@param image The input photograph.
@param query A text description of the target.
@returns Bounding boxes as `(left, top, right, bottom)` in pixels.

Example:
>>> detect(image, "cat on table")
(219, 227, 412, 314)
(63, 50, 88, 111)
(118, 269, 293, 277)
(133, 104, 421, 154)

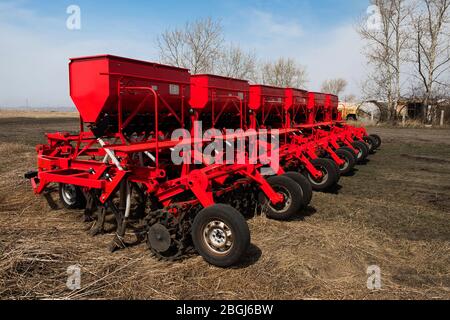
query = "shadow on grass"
(357, 158, 371, 166)
(288, 206, 317, 222)
(342, 168, 359, 177)
(233, 243, 262, 269)
(325, 184, 343, 195)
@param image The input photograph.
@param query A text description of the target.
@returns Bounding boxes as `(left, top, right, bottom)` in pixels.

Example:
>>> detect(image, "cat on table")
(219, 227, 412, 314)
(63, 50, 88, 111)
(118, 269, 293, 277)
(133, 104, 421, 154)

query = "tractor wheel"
(192, 204, 250, 268)
(59, 183, 86, 209)
(352, 141, 369, 163)
(363, 136, 377, 154)
(329, 157, 341, 180)
(335, 149, 356, 176)
(259, 176, 303, 221)
(283, 172, 313, 207)
(340, 147, 358, 162)
(303, 158, 339, 191)
(370, 134, 382, 149)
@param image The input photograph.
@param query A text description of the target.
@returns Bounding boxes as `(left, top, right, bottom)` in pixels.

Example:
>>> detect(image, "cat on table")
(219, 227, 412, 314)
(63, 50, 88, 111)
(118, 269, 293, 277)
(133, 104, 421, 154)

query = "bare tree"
(214, 44, 257, 80)
(321, 78, 348, 95)
(260, 58, 308, 88)
(358, 0, 412, 122)
(411, 0, 450, 122)
(343, 94, 358, 102)
(157, 17, 223, 74)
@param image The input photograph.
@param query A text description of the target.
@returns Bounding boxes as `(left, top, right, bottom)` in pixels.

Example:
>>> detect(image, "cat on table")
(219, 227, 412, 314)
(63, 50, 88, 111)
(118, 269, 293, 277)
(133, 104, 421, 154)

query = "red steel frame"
(30, 55, 375, 219)
(189, 75, 290, 205)
(284, 89, 347, 168)
(328, 95, 370, 142)
(248, 85, 326, 180)
(313, 94, 369, 153)
(31, 58, 291, 218)
(290, 92, 361, 155)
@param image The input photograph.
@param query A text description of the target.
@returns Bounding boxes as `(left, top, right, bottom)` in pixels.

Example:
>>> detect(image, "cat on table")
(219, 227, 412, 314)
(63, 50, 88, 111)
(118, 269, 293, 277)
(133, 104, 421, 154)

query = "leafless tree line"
(157, 17, 308, 89)
(321, 79, 349, 96)
(358, 0, 450, 123)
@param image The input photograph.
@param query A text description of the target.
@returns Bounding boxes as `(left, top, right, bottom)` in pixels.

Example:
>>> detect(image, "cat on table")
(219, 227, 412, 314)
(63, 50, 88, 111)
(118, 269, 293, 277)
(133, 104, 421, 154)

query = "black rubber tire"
(58, 183, 86, 209)
(352, 141, 369, 163)
(340, 147, 358, 162)
(330, 158, 341, 181)
(335, 149, 356, 176)
(283, 172, 313, 207)
(363, 136, 377, 154)
(192, 204, 250, 268)
(370, 134, 382, 149)
(259, 176, 303, 221)
(303, 158, 339, 191)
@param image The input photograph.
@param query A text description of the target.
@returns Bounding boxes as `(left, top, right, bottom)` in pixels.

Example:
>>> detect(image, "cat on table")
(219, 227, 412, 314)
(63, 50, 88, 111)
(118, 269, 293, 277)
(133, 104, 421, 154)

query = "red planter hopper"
(285, 88, 308, 126)
(306, 92, 327, 124)
(190, 74, 249, 129)
(323, 94, 339, 122)
(328, 94, 340, 121)
(249, 85, 286, 128)
(69, 55, 190, 128)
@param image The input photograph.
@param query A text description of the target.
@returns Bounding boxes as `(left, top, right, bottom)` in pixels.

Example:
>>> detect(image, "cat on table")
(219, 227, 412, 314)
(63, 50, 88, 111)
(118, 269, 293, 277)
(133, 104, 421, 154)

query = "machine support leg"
(83, 192, 96, 222)
(109, 182, 127, 252)
(89, 207, 107, 236)
(326, 147, 345, 167)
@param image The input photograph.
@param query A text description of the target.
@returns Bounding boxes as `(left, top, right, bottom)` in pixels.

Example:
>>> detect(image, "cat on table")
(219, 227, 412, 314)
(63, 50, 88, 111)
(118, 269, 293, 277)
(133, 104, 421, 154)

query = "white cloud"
(232, 10, 365, 96)
(300, 24, 366, 95)
(0, 0, 39, 22)
(250, 10, 304, 38)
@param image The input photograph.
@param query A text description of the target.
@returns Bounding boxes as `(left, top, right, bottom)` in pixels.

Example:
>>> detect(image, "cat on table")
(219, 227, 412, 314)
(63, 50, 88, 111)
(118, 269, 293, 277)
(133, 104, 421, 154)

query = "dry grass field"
(0, 109, 78, 119)
(0, 114, 449, 300)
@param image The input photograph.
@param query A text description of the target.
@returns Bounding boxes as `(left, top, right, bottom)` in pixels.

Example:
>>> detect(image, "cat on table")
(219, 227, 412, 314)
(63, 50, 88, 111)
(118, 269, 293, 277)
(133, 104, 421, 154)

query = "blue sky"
(0, 0, 371, 108)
